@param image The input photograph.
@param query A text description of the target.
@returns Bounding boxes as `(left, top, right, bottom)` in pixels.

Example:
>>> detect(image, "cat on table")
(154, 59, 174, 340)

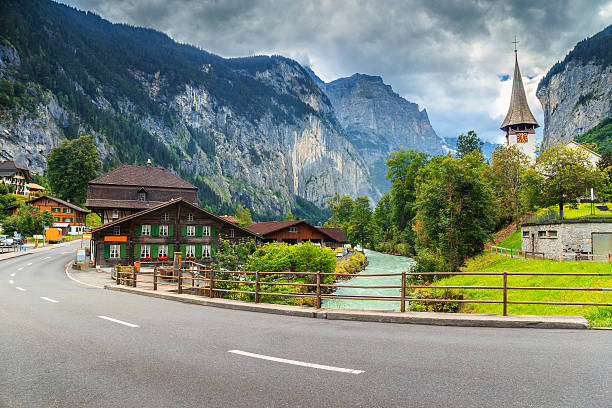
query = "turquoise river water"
(322, 249, 415, 311)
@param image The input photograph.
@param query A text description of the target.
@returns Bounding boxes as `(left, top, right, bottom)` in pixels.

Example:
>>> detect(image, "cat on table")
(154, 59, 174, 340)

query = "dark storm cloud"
(60, 0, 612, 142)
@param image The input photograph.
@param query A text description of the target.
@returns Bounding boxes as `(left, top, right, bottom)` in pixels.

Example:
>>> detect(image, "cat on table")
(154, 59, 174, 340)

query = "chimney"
(146, 159, 152, 167)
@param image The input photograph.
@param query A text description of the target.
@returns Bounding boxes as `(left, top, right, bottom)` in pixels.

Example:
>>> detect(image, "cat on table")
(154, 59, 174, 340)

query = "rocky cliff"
(536, 25, 612, 146)
(308, 69, 444, 189)
(0, 0, 382, 223)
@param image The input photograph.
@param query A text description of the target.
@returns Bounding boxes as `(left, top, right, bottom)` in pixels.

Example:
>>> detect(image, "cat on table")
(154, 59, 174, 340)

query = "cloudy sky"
(62, 0, 611, 144)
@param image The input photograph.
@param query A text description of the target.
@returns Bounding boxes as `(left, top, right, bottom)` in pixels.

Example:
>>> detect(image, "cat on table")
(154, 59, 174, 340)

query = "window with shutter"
(104, 245, 110, 259)
(120, 244, 126, 258)
(195, 244, 203, 258)
(152, 225, 159, 236)
(196, 225, 203, 237)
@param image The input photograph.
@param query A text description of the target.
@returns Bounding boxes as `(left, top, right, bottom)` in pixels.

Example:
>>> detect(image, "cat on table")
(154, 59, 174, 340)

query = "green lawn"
(530, 202, 612, 222)
(432, 253, 612, 327)
(498, 229, 521, 250)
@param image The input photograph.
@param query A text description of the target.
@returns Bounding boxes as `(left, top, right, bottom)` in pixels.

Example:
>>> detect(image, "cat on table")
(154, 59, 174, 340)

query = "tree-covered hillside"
(575, 115, 612, 152)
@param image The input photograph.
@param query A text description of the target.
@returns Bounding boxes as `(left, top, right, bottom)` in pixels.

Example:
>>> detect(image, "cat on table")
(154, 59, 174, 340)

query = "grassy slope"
(498, 229, 521, 250)
(433, 253, 612, 326)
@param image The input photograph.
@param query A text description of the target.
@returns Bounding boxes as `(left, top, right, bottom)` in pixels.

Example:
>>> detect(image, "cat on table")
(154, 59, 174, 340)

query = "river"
(322, 249, 415, 311)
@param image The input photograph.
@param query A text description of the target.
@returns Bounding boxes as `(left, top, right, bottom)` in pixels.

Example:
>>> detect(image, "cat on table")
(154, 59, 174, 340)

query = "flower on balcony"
(157, 256, 168, 261)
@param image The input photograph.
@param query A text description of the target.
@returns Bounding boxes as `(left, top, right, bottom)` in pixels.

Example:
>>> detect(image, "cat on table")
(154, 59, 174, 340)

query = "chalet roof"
(88, 165, 197, 190)
(27, 183, 45, 191)
(6, 195, 90, 214)
(246, 220, 346, 243)
(91, 198, 260, 239)
(315, 227, 348, 243)
(85, 198, 167, 210)
(500, 53, 539, 130)
(0, 160, 31, 180)
(567, 140, 602, 159)
(221, 215, 238, 224)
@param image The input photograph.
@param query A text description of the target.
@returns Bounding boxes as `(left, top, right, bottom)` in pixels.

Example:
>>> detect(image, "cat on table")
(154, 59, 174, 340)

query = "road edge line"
(65, 261, 104, 289)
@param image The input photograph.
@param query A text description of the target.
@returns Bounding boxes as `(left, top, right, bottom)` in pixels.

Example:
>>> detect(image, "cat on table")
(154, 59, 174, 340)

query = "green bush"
(408, 288, 463, 313)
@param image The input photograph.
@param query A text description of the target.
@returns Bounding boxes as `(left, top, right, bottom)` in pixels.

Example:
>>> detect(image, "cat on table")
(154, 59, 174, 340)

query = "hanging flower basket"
(157, 256, 168, 261)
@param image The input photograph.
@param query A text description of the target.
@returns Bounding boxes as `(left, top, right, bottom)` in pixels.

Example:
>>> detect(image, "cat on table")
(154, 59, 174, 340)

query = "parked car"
(14, 237, 25, 245)
(1, 238, 15, 246)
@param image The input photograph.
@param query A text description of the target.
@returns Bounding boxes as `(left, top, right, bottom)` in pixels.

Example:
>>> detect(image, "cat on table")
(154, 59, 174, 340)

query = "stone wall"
(521, 220, 612, 259)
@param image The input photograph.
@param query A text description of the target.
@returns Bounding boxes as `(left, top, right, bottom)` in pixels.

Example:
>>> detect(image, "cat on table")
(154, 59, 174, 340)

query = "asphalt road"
(1, 243, 610, 408)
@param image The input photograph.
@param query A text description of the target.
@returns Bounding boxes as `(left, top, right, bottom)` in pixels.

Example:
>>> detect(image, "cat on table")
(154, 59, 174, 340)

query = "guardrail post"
(178, 271, 182, 294)
(608, 253, 611, 263)
(153, 267, 158, 291)
(503, 271, 507, 316)
(254, 271, 260, 304)
(400, 271, 406, 313)
(316, 271, 321, 309)
(209, 271, 215, 298)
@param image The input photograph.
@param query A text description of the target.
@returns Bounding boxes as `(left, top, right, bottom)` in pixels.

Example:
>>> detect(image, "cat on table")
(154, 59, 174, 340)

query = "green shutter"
(168, 245, 174, 258)
(182, 225, 187, 237)
(196, 244, 203, 258)
(120, 244, 126, 258)
(136, 225, 141, 236)
(212, 226, 215, 237)
(169, 225, 174, 236)
(152, 244, 159, 258)
(104, 244, 110, 259)
(212, 244, 216, 258)
(151, 224, 159, 236)
(181, 245, 186, 257)
(135, 244, 141, 259)
(196, 225, 203, 237)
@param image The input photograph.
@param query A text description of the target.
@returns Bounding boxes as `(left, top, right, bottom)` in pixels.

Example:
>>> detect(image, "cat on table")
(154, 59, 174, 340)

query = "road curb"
(104, 284, 590, 330)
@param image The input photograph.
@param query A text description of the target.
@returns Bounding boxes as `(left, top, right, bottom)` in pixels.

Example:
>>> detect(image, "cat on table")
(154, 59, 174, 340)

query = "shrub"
(408, 288, 464, 313)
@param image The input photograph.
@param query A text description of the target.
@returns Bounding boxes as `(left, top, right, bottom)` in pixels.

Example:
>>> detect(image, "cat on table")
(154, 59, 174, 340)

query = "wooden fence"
(114, 263, 612, 316)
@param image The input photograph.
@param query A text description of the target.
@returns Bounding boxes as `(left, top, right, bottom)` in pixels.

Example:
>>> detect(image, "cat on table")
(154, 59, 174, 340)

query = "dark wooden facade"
(7, 195, 89, 234)
(245, 221, 347, 248)
(91, 199, 260, 267)
(86, 165, 199, 224)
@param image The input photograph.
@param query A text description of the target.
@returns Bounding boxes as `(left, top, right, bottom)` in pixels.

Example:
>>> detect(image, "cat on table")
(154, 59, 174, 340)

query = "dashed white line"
(227, 350, 364, 374)
(26, 263, 32, 266)
(42, 256, 51, 260)
(16, 287, 25, 291)
(10, 272, 15, 277)
(40, 297, 59, 303)
(9, 280, 14, 284)
(97, 315, 139, 328)
(17, 267, 23, 271)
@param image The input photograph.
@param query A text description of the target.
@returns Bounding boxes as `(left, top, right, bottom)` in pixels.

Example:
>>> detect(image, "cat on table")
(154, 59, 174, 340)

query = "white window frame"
(162, 212, 169, 221)
(141, 224, 151, 236)
(113, 225, 121, 236)
(110, 244, 121, 259)
(187, 226, 196, 237)
(288, 227, 298, 233)
(138, 192, 146, 202)
(112, 209, 119, 219)
(202, 245, 212, 258)
(158, 245, 168, 257)
(229, 229, 235, 238)
(159, 225, 168, 236)
(187, 213, 194, 222)
(203, 225, 211, 237)
(186, 245, 196, 258)
(140, 244, 151, 258)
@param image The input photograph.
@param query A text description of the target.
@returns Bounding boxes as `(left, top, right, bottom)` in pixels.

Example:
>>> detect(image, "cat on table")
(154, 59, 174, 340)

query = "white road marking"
(42, 256, 51, 260)
(227, 350, 364, 374)
(10, 273, 15, 277)
(65, 264, 103, 289)
(26, 263, 32, 266)
(97, 316, 139, 328)
(40, 297, 59, 303)
(62, 252, 72, 254)
(17, 267, 23, 271)
(9, 280, 14, 284)
(16, 287, 25, 291)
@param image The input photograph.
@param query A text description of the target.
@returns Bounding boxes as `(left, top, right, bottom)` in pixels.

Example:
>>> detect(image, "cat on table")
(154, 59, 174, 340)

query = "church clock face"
(516, 132, 528, 143)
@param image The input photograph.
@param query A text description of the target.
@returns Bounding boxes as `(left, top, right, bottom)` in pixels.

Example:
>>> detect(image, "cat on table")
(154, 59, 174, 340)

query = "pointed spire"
(500, 51, 539, 131)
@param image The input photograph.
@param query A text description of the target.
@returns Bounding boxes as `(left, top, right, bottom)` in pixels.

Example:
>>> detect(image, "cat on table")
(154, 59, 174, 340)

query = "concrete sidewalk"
(0, 240, 79, 262)
(103, 282, 590, 330)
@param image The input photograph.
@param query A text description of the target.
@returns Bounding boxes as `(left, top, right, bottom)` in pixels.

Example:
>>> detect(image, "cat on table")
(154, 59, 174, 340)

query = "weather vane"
(513, 36, 519, 53)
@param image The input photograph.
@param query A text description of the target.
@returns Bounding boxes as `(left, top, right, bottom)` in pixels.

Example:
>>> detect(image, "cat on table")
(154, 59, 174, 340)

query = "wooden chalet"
(7, 195, 90, 234)
(91, 198, 260, 267)
(0, 160, 31, 196)
(86, 163, 198, 224)
(245, 220, 348, 248)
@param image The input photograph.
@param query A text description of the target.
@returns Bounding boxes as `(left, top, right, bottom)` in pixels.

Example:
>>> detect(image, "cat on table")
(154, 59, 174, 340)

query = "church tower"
(500, 42, 539, 162)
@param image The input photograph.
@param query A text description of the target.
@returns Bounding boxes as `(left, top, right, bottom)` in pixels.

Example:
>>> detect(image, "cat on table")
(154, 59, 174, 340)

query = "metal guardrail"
(491, 246, 612, 262)
(113, 263, 612, 316)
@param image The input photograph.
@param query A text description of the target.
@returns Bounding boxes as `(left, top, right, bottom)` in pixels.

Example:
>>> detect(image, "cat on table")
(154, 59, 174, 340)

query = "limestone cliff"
(536, 25, 612, 146)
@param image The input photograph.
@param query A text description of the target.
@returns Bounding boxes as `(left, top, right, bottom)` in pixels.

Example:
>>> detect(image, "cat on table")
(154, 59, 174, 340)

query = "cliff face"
(536, 25, 612, 146)
(0, 0, 380, 223)
(310, 71, 444, 189)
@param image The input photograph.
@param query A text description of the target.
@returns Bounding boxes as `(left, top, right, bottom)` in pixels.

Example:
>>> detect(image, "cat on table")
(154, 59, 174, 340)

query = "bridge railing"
(113, 265, 612, 316)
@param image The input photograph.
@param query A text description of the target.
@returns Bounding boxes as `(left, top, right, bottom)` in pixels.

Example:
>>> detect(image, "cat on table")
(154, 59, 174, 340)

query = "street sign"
(82, 233, 92, 240)
(76, 248, 86, 264)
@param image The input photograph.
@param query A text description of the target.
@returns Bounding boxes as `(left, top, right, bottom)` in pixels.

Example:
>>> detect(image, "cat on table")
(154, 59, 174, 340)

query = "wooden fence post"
(153, 267, 158, 291)
(132, 267, 137, 288)
(209, 271, 215, 298)
(254, 271, 260, 304)
(316, 271, 322, 309)
(503, 271, 508, 316)
(608, 253, 611, 263)
(400, 271, 406, 313)
(178, 270, 182, 294)
(116, 267, 120, 285)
